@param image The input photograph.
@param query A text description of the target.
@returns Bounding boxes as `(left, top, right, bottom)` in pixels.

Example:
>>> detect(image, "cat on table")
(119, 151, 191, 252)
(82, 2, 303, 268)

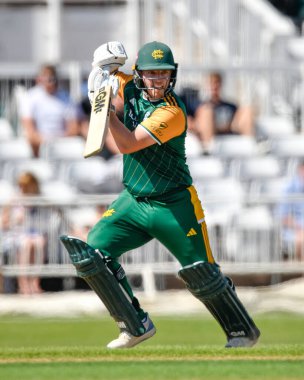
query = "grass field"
(0, 313, 303, 379)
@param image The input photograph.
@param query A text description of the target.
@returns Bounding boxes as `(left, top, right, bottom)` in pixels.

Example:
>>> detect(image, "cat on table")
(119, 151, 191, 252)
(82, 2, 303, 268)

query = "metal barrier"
(1, 194, 303, 295)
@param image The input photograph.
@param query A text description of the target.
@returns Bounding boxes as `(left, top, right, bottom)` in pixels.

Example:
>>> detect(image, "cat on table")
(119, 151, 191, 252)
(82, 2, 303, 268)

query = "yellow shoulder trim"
(140, 105, 186, 144)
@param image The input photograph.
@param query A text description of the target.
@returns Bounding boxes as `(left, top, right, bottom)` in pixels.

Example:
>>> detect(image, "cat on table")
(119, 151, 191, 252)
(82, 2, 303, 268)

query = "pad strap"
(178, 262, 260, 341)
(60, 235, 145, 337)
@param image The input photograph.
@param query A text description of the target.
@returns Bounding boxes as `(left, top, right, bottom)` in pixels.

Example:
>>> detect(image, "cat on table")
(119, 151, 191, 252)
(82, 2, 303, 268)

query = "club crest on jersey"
(152, 49, 164, 60)
(102, 208, 116, 218)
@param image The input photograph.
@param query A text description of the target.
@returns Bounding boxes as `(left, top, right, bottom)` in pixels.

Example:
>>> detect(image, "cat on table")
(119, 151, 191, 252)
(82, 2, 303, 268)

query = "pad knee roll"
(60, 235, 145, 336)
(178, 262, 260, 341)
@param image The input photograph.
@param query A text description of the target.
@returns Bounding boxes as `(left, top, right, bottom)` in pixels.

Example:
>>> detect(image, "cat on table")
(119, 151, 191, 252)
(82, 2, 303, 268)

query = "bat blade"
(83, 85, 112, 158)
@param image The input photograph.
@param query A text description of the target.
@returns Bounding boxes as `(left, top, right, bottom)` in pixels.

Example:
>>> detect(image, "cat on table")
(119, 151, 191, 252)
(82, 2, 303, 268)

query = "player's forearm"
(109, 112, 155, 154)
(105, 129, 120, 154)
(109, 112, 134, 153)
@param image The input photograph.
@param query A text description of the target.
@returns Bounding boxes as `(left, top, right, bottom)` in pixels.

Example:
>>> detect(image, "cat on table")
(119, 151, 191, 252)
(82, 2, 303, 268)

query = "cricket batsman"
(60, 41, 260, 349)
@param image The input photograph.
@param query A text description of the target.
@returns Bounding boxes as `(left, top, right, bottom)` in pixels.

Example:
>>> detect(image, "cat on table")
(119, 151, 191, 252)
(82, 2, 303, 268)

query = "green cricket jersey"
(116, 72, 192, 197)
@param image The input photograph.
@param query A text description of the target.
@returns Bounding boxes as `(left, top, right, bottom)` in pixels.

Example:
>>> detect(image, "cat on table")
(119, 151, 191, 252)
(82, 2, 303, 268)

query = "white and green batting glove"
(92, 41, 127, 73)
(88, 67, 119, 104)
(107, 74, 119, 98)
(87, 66, 109, 104)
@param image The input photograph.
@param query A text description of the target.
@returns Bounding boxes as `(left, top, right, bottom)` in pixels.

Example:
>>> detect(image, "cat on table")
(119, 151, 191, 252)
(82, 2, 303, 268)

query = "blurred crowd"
(0, 63, 304, 295)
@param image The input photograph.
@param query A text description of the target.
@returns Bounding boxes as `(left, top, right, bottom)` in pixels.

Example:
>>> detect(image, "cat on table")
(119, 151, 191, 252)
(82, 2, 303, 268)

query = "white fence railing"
(1, 194, 303, 295)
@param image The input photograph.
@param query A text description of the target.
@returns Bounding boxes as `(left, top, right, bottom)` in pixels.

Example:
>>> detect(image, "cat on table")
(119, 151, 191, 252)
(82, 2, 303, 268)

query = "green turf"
(0, 360, 303, 380)
(0, 313, 303, 379)
(0, 313, 303, 347)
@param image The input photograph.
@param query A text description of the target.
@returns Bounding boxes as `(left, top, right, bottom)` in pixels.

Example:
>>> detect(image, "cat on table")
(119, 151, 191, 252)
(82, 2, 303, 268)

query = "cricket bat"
(83, 84, 112, 158)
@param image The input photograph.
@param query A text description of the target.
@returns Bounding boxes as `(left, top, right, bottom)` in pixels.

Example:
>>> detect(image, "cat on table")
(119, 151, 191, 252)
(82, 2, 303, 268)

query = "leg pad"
(178, 262, 260, 341)
(60, 235, 145, 336)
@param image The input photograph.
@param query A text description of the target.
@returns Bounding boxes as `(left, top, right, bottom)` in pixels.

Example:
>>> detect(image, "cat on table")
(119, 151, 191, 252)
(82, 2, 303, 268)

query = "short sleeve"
(140, 106, 186, 144)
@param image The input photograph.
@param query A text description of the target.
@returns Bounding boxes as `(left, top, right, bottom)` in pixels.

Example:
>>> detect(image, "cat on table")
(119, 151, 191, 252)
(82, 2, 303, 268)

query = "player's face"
(141, 70, 172, 100)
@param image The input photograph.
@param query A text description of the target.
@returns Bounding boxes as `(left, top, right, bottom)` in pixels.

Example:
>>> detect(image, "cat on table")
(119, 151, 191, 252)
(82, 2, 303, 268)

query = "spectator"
(1, 172, 46, 294)
(20, 64, 79, 157)
(195, 72, 255, 150)
(178, 86, 208, 156)
(179, 87, 203, 135)
(278, 160, 304, 261)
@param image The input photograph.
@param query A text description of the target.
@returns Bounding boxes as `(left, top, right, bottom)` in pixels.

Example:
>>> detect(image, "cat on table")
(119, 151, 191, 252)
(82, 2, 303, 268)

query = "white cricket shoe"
(107, 315, 156, 349)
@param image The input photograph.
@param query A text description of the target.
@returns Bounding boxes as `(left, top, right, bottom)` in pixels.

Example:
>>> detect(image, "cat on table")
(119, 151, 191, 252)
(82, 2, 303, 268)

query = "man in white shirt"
(21, 64, 79, 157)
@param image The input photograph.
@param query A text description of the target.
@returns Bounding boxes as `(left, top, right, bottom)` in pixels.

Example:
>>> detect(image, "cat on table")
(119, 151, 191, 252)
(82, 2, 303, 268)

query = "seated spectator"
(20, 64, 79, 157)
(1, 172, 46, 294)
(179, 87, 203, 135)
(178, 87, 206, 156)
(195, 72, 255, 150)
(278, 160, 304, 261)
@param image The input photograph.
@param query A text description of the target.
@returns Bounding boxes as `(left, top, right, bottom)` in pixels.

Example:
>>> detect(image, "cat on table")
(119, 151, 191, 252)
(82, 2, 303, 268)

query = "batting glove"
(92, 41, 127, 72)
(88, 66, 108, 104)
(107, 75, 119, 99)
(87, 67, 119, 104)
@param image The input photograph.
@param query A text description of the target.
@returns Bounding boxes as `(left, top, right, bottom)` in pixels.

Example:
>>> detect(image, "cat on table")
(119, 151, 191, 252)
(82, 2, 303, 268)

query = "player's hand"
(107, 75, 119, 98)
(88, 67, 119, 104)
(96, 73, 119, 99)
(88, 67, 108, 104)
(92, 41, 127, 73)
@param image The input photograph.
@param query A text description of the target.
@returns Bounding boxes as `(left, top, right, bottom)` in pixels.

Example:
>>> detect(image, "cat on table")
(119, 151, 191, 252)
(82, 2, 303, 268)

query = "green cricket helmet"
(133, 41, 178, 95)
